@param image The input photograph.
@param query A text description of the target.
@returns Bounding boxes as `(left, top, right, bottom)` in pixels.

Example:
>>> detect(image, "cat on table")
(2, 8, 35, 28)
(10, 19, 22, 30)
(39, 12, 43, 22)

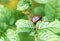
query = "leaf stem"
(34, 28, 38, 41)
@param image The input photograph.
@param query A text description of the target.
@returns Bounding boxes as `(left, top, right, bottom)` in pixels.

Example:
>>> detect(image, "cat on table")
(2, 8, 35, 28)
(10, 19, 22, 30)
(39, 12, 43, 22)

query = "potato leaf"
(0, 5, 15, 25)
(17, 0, 32, 11)
(37, 29, 60, 41)
(45, 0, 60, 21)
(15, 19, 34, 32)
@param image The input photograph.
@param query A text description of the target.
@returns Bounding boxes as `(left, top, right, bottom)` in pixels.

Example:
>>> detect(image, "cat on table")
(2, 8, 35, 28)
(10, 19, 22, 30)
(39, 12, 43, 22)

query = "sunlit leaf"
(37, 29, 60, 41)
(0, 5, 15, 25)
(6, 29, 20, 41)
(17, 0, 32, 11)
(15, 19, 34, 32)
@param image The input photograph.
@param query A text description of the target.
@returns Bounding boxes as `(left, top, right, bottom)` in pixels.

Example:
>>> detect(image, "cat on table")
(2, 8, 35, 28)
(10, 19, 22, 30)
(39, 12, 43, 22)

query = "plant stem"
(34, 28, 38, 41)
(35, 35, 38, 41)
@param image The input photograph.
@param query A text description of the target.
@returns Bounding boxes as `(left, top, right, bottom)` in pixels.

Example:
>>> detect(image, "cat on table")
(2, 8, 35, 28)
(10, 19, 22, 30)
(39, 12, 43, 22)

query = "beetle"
(32, 15, 42, 24)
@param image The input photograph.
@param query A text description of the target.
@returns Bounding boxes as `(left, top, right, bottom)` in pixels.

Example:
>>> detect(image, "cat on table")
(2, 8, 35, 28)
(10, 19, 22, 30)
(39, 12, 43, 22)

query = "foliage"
(0, 5, 15, 25)
(0, 0, 60, 41)
(15, 19, 34, 32)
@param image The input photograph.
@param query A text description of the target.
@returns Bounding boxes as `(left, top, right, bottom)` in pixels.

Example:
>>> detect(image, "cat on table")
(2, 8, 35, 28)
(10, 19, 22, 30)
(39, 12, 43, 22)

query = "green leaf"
(17, 0, 32, 11)
(6, 29, 20, 41)
(36, 19, 60, 29)
(0, 37, 5, 41)
(15, 19, 34, 32)
(45, 0, 60, 21)
(0, 22, 8, 32)
(37, 29, 60, 41)
(36, 19, 60, 34)
(0, 5, 15, 25)
(0, 33, 9, 41)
